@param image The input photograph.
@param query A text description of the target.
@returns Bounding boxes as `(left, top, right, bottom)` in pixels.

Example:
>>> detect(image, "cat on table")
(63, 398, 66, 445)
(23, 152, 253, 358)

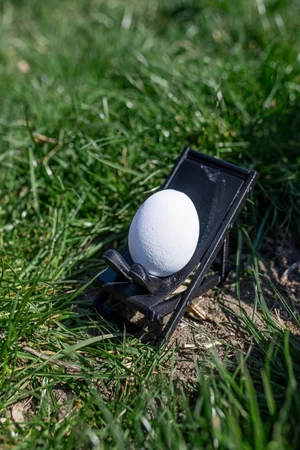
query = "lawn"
(0, 0, 300, 448)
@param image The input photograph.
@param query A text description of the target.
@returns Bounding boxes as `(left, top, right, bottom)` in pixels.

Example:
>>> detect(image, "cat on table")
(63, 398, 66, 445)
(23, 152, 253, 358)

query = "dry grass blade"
(20, 346, 82, 373)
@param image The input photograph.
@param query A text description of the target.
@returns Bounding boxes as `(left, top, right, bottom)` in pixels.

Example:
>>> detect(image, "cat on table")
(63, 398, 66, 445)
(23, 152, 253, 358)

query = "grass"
(0, 0, 300, 448)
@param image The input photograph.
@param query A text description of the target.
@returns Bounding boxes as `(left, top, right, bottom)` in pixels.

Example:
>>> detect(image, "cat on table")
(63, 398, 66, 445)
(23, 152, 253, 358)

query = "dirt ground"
(165, 233, 300, 381)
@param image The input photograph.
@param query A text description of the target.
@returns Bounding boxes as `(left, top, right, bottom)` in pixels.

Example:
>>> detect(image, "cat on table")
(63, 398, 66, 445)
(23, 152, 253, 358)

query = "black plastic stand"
(93, 147, 258, 347)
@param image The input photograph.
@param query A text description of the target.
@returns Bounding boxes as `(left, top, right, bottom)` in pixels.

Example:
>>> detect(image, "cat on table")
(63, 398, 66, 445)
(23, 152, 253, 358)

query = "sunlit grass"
(0, 0, 299, 448)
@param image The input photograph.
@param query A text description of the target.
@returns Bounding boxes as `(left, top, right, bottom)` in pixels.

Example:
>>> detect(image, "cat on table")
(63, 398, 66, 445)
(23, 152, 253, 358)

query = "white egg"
(128, 189, 200, 277)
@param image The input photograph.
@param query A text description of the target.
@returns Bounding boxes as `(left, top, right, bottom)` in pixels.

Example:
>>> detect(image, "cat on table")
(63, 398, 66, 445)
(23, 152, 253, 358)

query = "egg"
(128, 189, 200, 277)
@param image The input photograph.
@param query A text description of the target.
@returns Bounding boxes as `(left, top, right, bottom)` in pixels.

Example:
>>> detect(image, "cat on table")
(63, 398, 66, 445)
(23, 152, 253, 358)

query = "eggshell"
(128, 189, 200, 277)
